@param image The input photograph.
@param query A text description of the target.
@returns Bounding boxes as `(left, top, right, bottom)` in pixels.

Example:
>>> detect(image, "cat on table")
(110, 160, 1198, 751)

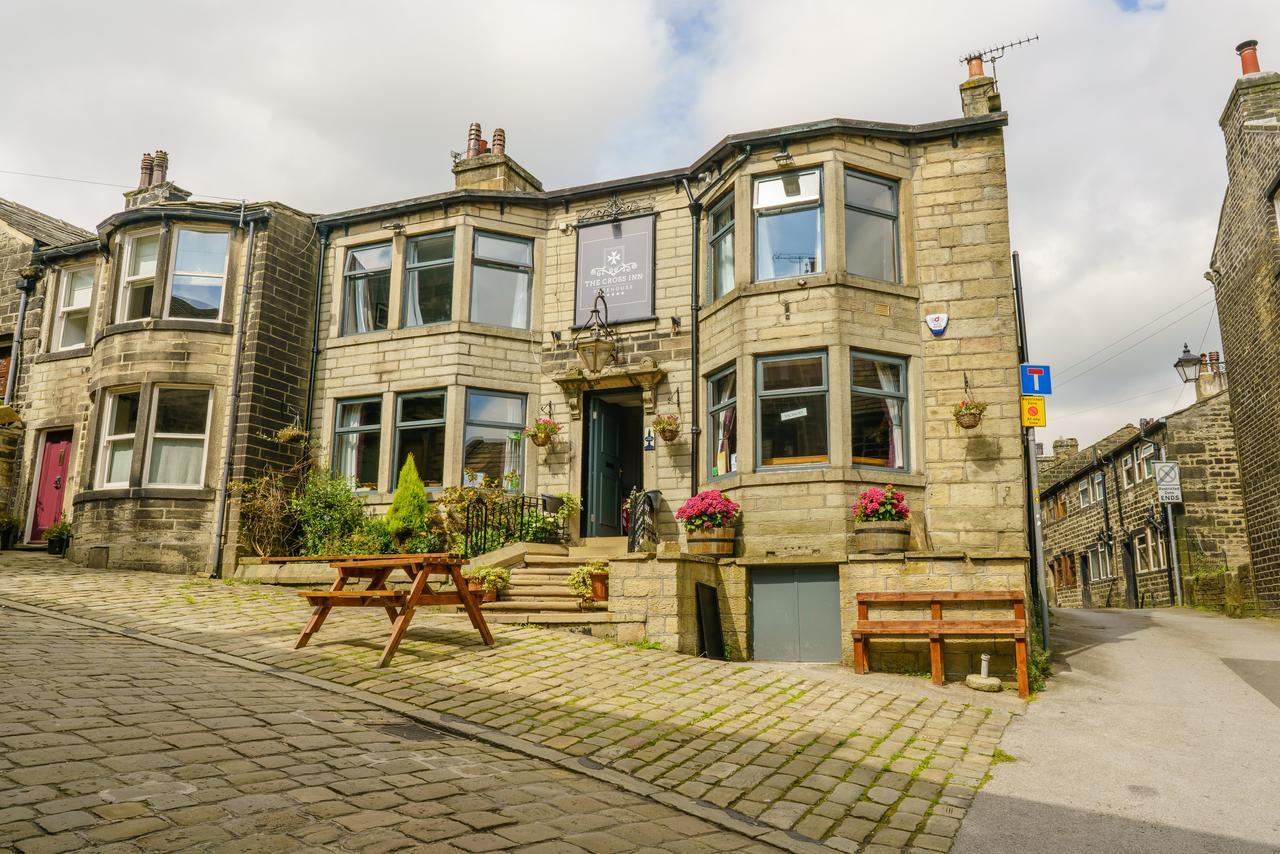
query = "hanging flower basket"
(523, 417, 561, 447)
(653, 413, 680, 442)
(952, 400, 987, 430)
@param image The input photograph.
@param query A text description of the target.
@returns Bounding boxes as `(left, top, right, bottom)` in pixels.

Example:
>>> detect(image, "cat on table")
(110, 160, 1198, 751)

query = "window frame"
(402, 230, 455, 328)
(393, 389, 447, 490)
(1121, 455, 1134, 489)
(843, 169, 901, 283)
(1136, 444, 1156, 481)
(706, 363, 737, 479)
(117, 229, 161, 323)
(462, 388, 526, 490)
(707, 193, 735, 301)
(752, 168, 824, 282)
(849, 350, 909, 472)
(1092, 471, 1105, 502)
(162, 226, 231, 322)
(1078, 479, 1090, 508)
(97, 387, 142, 488)
(340, 241, 393, 337)
(52, 264, 95, 351)
(142, 385, 213, 489)
(331, 396, 384, 490)
(754, 350, 830, 469)
(469, 231, 534, 330)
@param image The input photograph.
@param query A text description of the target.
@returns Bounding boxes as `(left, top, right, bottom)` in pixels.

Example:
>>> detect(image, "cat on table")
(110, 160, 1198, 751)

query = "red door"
(31, 430, 72, 541)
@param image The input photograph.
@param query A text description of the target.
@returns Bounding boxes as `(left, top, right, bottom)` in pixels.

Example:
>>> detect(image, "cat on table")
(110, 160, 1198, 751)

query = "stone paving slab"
(0, 555, 1016, 852)
(1, 608, 777, 853)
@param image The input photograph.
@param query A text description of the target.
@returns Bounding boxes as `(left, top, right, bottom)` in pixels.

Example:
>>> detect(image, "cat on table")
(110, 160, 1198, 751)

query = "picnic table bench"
(852, 590, 1029, 698)
(295, 554, 493, 667)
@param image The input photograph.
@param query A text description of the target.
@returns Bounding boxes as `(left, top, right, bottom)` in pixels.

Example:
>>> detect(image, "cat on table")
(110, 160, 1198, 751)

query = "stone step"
(569, 537, 628, 556)
(503, 585, 578, 598)
(484, 611, 617, 625)
(481, 600, 587, 613)
(521, 555, 599, 568)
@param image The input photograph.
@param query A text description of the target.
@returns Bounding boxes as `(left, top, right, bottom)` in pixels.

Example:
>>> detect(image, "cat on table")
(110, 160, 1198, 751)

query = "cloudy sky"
(1, 0, 1273, 446)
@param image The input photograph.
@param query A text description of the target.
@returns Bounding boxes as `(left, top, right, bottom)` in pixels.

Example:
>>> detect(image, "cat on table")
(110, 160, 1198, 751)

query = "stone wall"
(607, 551, 729, 655)
(0, 223, 33, 518)
(1211, 68, 1280, 614)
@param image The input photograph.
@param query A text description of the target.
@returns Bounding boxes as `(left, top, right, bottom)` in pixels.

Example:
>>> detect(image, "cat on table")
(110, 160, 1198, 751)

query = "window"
(470, 233, 533, 329)
(757, 352, 828, 467)
(1092, 472, 1105, 502)
(119, 232, 159, 321)
(395, 391, 446, 489)
(1136, 444, 1156, 481)
(166, 229, 229, 320)
(844, 171, 899, 282)
(341, 243, 392, 336)
(145, 387, 211, 487)
(1078, 479, 1090, 508)
(53, 266, 93, 350)
(98, 390, 141, 487)
(333, 398, 382, 489)
(850, 352, 907, 470)
(1134, 530, 1151, 573)
(754, 170, 822, 281)
(1052, 493, 1067, 521)
(1121, 455, 1134, 488)
(403, 232, 453, 327)
(464, 390, 524, 488)
(708, 366, 737, 477)
(708, 195, 735, 300)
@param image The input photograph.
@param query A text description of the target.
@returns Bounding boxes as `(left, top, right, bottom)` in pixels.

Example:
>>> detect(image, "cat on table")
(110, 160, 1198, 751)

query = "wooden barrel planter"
(853, 520, 910, 554)
(687, 526, 736, 556)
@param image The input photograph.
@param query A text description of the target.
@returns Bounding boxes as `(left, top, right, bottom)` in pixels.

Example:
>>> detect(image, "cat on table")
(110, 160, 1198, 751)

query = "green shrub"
(385, 456, 431, 543)
(292, 470, 367, 556)
(461, 564, 511, 592)
(342, 517, 394, 555)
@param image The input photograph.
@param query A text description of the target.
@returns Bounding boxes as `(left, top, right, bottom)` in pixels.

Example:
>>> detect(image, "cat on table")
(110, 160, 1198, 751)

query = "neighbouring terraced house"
(3, 59, 1032, 669)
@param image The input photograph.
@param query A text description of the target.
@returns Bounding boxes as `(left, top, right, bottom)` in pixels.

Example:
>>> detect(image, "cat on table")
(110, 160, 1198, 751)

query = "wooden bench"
(295, 554, 494, 667)
(852, 590, 1029, 698)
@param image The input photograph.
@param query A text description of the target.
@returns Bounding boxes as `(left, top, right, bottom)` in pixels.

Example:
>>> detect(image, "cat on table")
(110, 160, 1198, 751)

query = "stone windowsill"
(706, 468, 927, 490)
(700, 272, 921, 322)
(33, 347, 92, 364)
(74, 486, 217, 504)
(325, 321, 540, 350)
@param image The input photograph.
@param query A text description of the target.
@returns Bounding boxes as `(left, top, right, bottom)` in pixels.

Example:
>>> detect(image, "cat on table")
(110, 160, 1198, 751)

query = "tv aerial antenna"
(960, 34, 1039, 82)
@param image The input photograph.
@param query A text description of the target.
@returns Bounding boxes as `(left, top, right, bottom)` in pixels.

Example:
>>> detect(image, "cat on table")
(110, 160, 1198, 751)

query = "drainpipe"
(210, 219, 259, 579)
(6, 245, 41, 407)
(304, 225, 330, 433)
(681, 179, 702, 498)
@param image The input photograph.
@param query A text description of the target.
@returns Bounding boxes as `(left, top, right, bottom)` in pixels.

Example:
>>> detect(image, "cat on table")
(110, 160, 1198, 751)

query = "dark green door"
(751, 566, 841, 661)
(587, 397, 624, 537)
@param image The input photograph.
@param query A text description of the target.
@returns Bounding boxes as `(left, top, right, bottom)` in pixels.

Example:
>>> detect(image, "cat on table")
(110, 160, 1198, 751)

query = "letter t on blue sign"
(1020, 364, 1053, 395)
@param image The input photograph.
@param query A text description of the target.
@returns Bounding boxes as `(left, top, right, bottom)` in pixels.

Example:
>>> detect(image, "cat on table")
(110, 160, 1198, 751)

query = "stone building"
(14, 153, 317, 571)
(1038, 378, 1252, 613)
(1209, 40, 1280, 615)
(8, 60, 1031, 669)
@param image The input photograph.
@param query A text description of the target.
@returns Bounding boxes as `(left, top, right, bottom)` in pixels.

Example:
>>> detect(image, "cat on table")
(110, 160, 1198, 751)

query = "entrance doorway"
(750, 565, 842, 661)
(30, 430, 73, 542)
(582, 390, 644, 538)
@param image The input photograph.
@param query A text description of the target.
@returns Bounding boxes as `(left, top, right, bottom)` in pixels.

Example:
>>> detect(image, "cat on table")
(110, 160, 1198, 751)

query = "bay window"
(463, 390, 524, 488)
(754, 170, 822, 281)
(395, 391, 446, 489)
(119, 232, 159, 322)
(708, 366, 737, 477)
(341, 243, 392, 336)
(403, 232, 453, 327)
(99, 390, 141, 487)
(844, 170, 899, 282)
(850, 352, 907, 470)
(166, 229, 229, 320)
(708, 195, 735, 300)
(333, 397, 382, 489)
(756, 352, 828, 467)
(470, 233, 533, 329)
(145, 387, 212, 487)
(53, 266, 94, 350)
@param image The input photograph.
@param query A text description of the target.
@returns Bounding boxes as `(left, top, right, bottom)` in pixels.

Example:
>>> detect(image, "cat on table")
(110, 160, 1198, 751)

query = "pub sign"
(575, 215, 655, 326)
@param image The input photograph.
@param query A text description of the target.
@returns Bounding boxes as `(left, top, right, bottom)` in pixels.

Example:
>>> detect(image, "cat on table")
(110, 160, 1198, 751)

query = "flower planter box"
(853, 520, 910, 554)
(466, 582, 499, 604)
(687, 526, 736, 556)
(589, 571, 609, 601)
(46, 536, 69, 557)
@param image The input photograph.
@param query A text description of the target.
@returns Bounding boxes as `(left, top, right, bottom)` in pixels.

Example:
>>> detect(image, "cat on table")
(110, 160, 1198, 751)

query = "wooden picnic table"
(294, 554, 494, 667)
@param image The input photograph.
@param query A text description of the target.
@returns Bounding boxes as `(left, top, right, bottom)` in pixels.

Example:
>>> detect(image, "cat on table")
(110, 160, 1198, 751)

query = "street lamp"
(1174, 343, 1200, 384)
(572, 289, 618, 373)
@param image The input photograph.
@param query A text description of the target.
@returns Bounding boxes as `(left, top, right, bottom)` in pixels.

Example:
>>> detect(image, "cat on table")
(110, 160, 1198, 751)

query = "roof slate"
(0, 197, 94, 247)
(1039, 425, 1141, 493)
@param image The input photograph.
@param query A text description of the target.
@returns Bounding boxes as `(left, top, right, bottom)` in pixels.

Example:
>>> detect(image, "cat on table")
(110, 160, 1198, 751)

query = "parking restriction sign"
(1155, 461, 1182, 503)
(1020, 395, 1046, 427)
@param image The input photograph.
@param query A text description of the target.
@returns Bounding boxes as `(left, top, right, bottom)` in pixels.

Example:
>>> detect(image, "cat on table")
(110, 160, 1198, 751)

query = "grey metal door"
(751, 566, 841, 662)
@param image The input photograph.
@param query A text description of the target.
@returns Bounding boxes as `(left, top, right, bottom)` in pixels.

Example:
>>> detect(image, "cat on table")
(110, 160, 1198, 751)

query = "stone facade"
(1039, 390, 1252, 613)
(1209, 46, 1280, 614)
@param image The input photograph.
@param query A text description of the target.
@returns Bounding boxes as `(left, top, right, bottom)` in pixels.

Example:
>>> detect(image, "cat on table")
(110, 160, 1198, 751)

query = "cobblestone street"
(0, 555, 1016, 852)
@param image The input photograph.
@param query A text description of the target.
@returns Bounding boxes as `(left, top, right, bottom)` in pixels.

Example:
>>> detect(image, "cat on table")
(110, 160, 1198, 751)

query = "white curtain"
(403, 272, 423, 327)
(335, 434, 358, 481)
(149, 438, 203, 485)
(510, 273, 530, 328)
(874, 362, 904, 469)
(345, 278, 374, 333)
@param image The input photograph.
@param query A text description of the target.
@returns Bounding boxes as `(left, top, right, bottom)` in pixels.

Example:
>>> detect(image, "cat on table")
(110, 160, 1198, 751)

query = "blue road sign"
(1020, 364, 1053, 395)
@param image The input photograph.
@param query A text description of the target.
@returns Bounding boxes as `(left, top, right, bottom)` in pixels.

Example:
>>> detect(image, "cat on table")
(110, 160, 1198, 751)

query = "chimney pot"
(152, 150, 169, 185)
(466, 122, 482, 159)
(138, 153, 154, 189)
(492, 127, 506, 157)
(477, 138, 489, 155)
(965, 55, 985, 79)
(1237, 39, 1261, 75)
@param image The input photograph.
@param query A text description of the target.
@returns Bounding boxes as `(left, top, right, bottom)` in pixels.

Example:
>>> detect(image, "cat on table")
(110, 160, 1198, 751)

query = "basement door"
(750, 565, 841, 662)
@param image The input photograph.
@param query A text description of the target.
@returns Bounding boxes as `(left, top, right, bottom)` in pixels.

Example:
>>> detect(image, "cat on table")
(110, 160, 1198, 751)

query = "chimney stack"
(152, 150, 168, 185)
(492, 128, 506, 157)
(1237, 40, 1261, 75)
(466, 122, 482, 159)
(452, 121, 543, 193)
(138, 153, 154, 189)
(1052, 437, 1079, 460)
(959, 55, 1001, 117)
